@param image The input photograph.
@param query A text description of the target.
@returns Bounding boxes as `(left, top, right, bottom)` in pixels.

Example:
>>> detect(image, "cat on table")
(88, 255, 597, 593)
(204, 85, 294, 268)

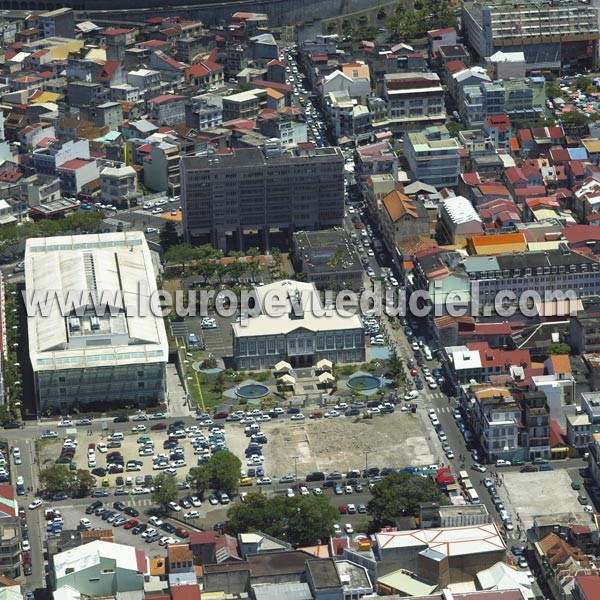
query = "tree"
(213, 372, 226, 397)
(74, 469, 96, 495)
(547, 343, 571, 356)
(545, 82, 563, 100)
(208, 451, 242, 495)
(247, 247, 261, 281)
(40, 464, 74, 494)
(160, 221, 180, 250)
(446, 121, 465, 138)
(164, 244, 198, 272)
(152, 473, 179, 511)
(226, 493, 338, 545)
(577, 76, 594, 92)
(367, 472, 448, 526)
(188, 466, 210, 497)
(387, 348, 404, 387)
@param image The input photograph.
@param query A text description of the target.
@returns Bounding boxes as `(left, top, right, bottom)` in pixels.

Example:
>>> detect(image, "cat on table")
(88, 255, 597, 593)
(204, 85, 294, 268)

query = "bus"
(467, 488, 480, 504)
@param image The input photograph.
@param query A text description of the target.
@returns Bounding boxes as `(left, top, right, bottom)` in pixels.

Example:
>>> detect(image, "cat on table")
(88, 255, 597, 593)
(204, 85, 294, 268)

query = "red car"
(124, 519, 139, 530)
(339, 504, 347, 514)
(410, 368, 418, 376)
(176, 527, 189, 538)
(108, 464, 123, 474)
(88, 442, 95, 449)
(22, 552, 31, 565)
(213, 411, 229, 420)
(150, 423, 167, 431)
(354, 222, 362, 229)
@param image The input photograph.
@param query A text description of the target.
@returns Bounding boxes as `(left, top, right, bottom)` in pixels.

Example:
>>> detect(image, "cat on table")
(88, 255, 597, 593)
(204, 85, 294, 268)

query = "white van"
(108, 432, 124, 442)
(423, 346, 433, 361)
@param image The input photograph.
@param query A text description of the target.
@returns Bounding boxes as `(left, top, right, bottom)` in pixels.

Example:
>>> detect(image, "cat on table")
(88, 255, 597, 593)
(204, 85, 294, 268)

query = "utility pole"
(292, 455, 298, 481)
(364, 451, 369, 473)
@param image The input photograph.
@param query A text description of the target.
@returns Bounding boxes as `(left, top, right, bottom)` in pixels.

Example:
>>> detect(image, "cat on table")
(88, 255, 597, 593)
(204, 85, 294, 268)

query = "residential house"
(146, 94, 187, 126)
(439, 196, 483, 243)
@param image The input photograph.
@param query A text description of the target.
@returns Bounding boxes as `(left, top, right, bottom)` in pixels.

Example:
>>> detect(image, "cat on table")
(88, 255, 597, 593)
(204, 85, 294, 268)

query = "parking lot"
(499, 469, 592, 531)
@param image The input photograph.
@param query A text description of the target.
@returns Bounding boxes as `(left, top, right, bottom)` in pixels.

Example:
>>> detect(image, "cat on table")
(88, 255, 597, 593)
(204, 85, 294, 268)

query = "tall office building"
(181, 141, 345, 251)
(462, 0, 599, 72)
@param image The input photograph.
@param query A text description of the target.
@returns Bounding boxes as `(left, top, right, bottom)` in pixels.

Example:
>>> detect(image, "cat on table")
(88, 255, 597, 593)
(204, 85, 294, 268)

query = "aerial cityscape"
(1, 1, 600, 600)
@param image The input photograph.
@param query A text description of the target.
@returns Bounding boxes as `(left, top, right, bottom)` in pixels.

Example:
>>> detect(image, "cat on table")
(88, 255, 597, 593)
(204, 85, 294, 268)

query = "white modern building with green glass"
(25, 232, 168, 415)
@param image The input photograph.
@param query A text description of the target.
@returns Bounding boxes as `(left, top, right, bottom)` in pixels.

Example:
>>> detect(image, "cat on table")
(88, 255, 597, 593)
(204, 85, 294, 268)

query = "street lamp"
(292, 456, 298, 481)
(364, 451, 369, 473)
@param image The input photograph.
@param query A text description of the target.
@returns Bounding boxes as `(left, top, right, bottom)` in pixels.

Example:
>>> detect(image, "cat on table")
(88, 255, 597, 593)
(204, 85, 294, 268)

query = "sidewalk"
(166, 363, 191, 418)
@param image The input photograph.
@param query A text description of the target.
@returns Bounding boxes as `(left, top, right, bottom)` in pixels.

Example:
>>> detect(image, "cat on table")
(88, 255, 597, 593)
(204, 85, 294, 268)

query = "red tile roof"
(549, 420, 567, 448)
(486, 114, 510, 130)
(98, 60, 120, 82)
(171, 584, 201, 600)
(445, 60, 467, 74)
(576, 575, 600, 599)
(59, 159, 94, 170)
(267, 59, 285, 68)
(250, 79, 291, 93)
(147, 94, 186, 105)
(562, 224, 600, 245)
(101, 27, 133, 35)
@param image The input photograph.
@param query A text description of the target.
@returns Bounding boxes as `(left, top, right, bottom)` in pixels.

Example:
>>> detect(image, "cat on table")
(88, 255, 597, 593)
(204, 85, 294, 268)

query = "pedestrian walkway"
(166, 364, 191, 418)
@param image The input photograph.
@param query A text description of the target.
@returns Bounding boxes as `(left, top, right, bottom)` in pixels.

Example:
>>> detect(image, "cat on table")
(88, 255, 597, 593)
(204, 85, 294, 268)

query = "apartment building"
(143, 141, 181, 196)
(185, 96, 223, 131)
(570, 313, 600, 355)
(222, 89, 267, 121)
(0, 486, 22, 580)
(38, 7, 74, 38)
(462, 0, 600, 72)
(515, 388, 551, 461)
(100, 164, 140, 208)
(232, 280, 364, 369)
(383, 72, 445, 125)
(404, 125, 460, 188)
(471, 387, 520, 463)
(146, 94, 187, 126)
(566, 413, 592, 458)
(460, 245, 600, 309)
(181, 141, 344, 252)
(325, 91, 371, 143)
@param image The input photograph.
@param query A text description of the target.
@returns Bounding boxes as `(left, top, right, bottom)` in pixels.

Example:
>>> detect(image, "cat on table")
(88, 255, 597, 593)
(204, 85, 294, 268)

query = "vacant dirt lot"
(235, 412, 436, 479)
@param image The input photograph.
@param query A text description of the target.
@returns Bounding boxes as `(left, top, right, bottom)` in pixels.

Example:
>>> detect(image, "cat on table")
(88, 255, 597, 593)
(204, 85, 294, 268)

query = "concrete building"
(25, 232, 168, 414)
(324, 91, 371, 143)
(90, 102, 123, 132)
(471, 387, 520, 462)
(0, 486, 22, 580)
(38, 8, 74, 39)
(258, 111, 308, 148)
(185, 96, 223, 131)
(56, 158, 99, 196)
(570, 313, 600, 355)
(462, 0, 600, 72)
(100, 164, 140, 208)
(460, 248, 600, 309)
(587, 432, 600, 491)
(222, 89, 267, 121)
(380, 188, 430, 255)
(292, 229, 363, 291)
(374, 524, 506, 586)
(566, 413, 592, 457)
(181, 141, 344, 252)
(405, 126, 460, 189)
(355, 141, 398, 183)
(439, 196, 484, 244)
(486, 51, 526, 80)
(232, 280, 365, 369)
(146, 94, 187, 126)
(126, 68, 162, 99)
(383, 72, 445, 125)
(143, 140, 181, 196)
(51, 540, 147, 596)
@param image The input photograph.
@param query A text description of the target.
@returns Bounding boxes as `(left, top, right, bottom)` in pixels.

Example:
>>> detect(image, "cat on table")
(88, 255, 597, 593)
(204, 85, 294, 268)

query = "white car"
(300, 486, 309, 496)
(131, 487, 150, 495)
(431, 416, 440, 426)
(256, 477, 272, 485)
(57, 420, 73, 427)
(28, 499, 43, 510)
(22, 540, 30, 552)
(159, 536, 176, 547)
(190, 496, 202, 507)
(132, 424, 147, 432)
(290, 413, 305, 421)
(149, 516, 163, 527)
(472, 463, 487, 473)
(313, 487, 323, 495)
(496, 459, 512, 467)
(97, 443, 107, 453)
(404, 390, 419, 401)
(142, 527, 157, 539)
(169, 501, 181, 512)
(286, 488, 295, 498)
(344, 523, 354, 534)
(16, 476, 24, 486)
(184, 510, 200, 519)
